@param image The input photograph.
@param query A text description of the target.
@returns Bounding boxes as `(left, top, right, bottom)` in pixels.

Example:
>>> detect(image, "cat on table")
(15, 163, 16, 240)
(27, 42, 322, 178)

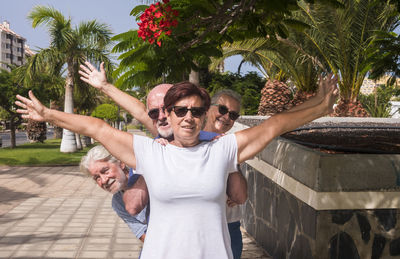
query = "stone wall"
(231, 117, 400, 259)
(241, 162, 400, 259)
(241, 163, 317, 259)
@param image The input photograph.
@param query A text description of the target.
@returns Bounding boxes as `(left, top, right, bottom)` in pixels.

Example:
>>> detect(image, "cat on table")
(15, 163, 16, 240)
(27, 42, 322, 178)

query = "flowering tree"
(137, 0, 178, 46)
(113, 0, 342, 87)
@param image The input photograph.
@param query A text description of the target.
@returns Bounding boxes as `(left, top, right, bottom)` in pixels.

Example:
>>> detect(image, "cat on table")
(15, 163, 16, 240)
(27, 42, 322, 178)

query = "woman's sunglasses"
(147, 107, 165, 120)
(213, 104, 240, 121)
(171, 106, 206, 118)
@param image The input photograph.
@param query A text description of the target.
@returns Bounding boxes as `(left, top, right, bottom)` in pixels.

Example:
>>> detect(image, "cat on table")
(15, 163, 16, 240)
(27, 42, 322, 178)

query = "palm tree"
(297, 0, 398, 116)
(27, 6, 113, 152)
(368, 30, 400, 84)
(14, 61, 65, 143)
(210, 34, 322, 115)
(213, 0, 398, 116)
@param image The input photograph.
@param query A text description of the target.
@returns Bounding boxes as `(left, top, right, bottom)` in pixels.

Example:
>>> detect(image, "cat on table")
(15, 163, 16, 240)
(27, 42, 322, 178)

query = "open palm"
(79, 61, 108, 90)
(15, 91, 47, 122)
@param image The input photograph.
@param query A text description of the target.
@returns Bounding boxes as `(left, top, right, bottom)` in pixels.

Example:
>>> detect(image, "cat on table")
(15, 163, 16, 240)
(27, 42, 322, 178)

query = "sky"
(1, 0, 259, 75)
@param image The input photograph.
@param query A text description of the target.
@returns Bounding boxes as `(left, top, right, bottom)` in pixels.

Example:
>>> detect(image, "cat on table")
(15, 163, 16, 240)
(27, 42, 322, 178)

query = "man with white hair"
(80, 145, 148, 241)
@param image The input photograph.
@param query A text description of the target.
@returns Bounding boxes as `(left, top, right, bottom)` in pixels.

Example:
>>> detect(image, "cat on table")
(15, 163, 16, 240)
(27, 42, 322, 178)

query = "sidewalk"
(0, 165, 270, 259)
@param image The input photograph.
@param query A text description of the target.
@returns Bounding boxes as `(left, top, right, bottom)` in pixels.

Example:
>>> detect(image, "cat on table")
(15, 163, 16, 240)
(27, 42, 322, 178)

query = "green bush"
(201, 72, 266, 115)
(359, 84, 400, 117)
(91, 103, 123, 123)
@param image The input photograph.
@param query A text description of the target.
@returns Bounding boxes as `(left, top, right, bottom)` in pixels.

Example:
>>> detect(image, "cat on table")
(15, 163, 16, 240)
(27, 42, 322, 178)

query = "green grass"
(0, 139, 95, 166)
(126, 124, 144, 130)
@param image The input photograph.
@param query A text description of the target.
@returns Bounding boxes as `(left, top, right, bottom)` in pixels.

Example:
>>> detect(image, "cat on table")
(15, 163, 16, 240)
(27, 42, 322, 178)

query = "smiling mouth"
(182, 125, 194, 130)
(216, 118, 230, 126)
(104, 178, 116, 190)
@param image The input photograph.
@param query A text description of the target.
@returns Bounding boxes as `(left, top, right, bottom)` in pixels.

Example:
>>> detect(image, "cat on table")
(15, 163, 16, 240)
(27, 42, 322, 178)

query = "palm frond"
(28, 6, 73, 49)
(77, 20, 112, 49)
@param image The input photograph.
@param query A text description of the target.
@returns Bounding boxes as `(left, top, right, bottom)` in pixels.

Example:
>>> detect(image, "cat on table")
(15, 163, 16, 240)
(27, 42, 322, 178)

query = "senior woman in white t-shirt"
(15, 78, 337, 259)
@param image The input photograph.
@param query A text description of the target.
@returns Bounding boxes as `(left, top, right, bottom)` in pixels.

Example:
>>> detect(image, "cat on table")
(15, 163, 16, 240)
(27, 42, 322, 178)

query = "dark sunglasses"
(171, 106, 206, 118)
(213, 104, 240, 120)
(147, 107, 165, 120)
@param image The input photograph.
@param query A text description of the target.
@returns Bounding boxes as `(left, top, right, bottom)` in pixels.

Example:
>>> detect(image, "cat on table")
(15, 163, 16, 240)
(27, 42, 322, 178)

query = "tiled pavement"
(0, 165, 270, 259)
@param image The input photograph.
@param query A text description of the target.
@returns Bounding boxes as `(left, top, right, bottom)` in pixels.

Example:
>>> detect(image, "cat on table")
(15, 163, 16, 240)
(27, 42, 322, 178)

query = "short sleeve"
(133, 135, 152, 175)
(219, 134, 238, 173)
(111, 192, 148, 238)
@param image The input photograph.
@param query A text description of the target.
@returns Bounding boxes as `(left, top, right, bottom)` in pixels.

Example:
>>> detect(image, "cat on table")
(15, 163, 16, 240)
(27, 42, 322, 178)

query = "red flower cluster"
(137, 0, 179, 47)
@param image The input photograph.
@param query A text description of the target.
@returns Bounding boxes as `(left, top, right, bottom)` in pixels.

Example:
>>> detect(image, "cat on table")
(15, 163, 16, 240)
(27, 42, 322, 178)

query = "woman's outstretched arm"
(15, 90, 137, 169)
(235, 75, 339, 164)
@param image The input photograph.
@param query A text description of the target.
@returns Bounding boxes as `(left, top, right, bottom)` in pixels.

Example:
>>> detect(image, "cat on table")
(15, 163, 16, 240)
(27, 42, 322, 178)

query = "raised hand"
(320, 74, 339, 114)
(15, 91, 47, 122)
(79, 61, 108, 90)
(316, 73, 337, 100)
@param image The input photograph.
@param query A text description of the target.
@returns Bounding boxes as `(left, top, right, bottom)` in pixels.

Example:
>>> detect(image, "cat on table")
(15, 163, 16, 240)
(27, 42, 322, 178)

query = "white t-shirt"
(134, 134, 238, 259)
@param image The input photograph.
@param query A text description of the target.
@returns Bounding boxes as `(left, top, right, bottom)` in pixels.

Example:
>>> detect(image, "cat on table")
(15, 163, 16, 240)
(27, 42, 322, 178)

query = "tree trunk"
(9, 114, 16, 148)
(291, 90, 315, 107)
(258, 80, 293, 115)
(53, 127, 63, 139)
(26, 120, 47, 143)
(49, 100, 64, 139)
(117, 106, 121, 130)
(81, 136, 91, 148)
(75, 133, 82, 150)
(332, 98, 369, 117)
(189, 69, 200, 86)
(60, 64, 77, 153)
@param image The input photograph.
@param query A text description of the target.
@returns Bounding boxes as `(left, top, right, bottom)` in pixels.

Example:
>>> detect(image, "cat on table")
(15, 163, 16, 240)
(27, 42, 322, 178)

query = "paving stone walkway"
(0, 165, 270, 259)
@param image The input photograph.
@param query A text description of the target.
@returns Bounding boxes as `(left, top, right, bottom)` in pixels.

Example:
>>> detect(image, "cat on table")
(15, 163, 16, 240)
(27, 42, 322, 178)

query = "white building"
(360, 76, 400, 95)
(0, 20, 33, 71)
(391, 101, 400, 119)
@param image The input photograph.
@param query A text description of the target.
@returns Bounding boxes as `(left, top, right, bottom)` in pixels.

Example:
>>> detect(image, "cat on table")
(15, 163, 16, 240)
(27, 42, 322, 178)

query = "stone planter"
(231, 116, 400, 259)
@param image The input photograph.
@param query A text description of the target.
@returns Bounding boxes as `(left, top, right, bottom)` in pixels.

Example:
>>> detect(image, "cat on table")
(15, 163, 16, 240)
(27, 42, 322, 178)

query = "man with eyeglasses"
(79, 62, 247, 257)
(204, 89, 246, 259)
(76, 82, 176, 244)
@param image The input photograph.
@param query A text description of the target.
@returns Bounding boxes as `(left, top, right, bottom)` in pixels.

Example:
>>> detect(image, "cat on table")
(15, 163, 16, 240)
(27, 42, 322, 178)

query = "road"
(0, 128, 54, 148)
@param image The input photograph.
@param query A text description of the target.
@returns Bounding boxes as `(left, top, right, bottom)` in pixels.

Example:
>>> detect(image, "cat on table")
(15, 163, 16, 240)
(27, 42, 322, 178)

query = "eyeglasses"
(213, 104, 240, 121)
(171, 106, 206, 118)
(147, 107, 165, 120)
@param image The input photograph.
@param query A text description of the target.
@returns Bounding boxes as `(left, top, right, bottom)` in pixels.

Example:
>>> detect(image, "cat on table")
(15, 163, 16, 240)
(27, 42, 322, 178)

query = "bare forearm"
(270, 102, 326, 136)
(45, 108, 136, 168)
(227, 171, 248, 204)
(79, 62, 155, 135)
(286, 94, 323, 113)
(101, 83, 157, 136)
(123, 176, 149, 215)
(236, 102, 327, 163)
(16, 90, 136, 168)
(45, 108, 106, 138)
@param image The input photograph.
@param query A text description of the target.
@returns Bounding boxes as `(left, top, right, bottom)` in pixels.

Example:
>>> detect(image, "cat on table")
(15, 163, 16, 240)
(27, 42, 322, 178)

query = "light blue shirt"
(112, 169, 148, 239)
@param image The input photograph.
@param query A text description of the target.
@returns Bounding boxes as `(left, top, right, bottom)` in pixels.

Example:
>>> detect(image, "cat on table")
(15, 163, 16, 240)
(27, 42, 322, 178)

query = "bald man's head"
(146, 84, 173, 106)
(146, 83, 173, 139)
